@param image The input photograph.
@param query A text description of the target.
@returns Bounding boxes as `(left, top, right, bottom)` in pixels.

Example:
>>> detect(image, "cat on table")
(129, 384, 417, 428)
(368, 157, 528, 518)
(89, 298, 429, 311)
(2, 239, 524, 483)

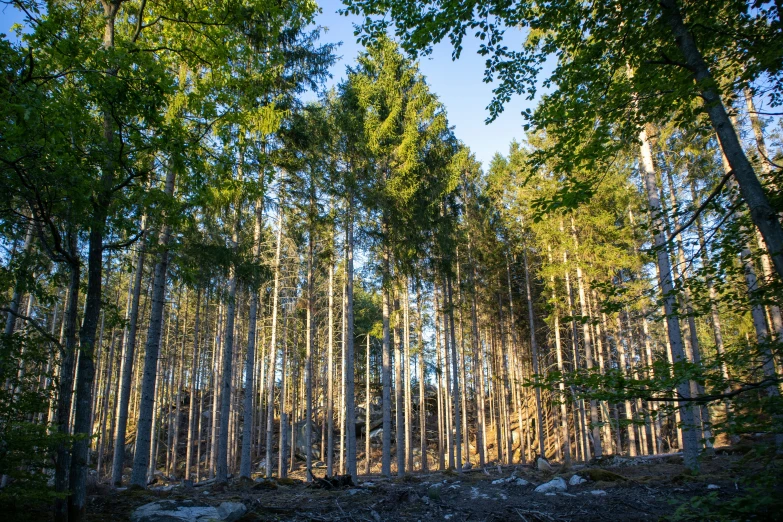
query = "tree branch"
(666, 169, 732, 243)
(0, 307, 63, 349)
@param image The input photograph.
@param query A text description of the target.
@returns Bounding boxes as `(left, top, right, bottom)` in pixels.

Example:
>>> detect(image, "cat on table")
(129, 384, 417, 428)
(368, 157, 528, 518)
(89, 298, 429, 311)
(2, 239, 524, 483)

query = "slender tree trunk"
(660, 0, 783, 280)
(304, 190, 315, 479)
(639, 124, 700, 470)
(548, 245, 572, 466)
(570, 220, 602, 458)
(278, 302, 290, 477)
(170, 291, 187, 477)
(325, 236, 336, 477)
(54, 249, 79, 522)
(265, 206, 284, 477)
(216, 213, 239, 483)
(446, 276, 463, 471)
(417, 283, 427, 471)
(185, 287, 202, 480)
(435, 292, 445, 471)
(403, 281, 413, 472)
(344, 198, 357, 479)
(131, 165, 177, 487)
(365, 333, 372, 474)
(381, 235, 392, 477)
(240, 193, 264, 479)
(3, 222, 33, 338)
(209, 301, 224, 479)
(394, 288, 405, 476)
(522, 249, 546, 458)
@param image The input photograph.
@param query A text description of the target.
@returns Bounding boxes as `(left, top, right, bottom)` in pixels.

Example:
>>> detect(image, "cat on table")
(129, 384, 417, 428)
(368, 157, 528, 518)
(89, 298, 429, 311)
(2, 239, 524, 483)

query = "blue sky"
(316, 0, 534, 169)
(0, 0, 539, 169)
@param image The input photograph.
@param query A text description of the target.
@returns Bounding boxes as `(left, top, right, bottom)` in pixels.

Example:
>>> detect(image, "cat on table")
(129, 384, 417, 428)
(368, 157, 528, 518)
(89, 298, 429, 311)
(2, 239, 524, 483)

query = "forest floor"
(71, 444, 777, 522)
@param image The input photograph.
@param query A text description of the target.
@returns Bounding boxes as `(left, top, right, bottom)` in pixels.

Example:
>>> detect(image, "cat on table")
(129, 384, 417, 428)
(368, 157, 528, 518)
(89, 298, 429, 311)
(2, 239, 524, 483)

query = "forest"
(0, 0, 782, 521)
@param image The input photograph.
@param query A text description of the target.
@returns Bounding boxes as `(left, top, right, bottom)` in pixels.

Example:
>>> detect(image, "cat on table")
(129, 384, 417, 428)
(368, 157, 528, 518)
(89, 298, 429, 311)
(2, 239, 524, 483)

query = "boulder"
(536, 457, 553, 472)
(131, 500, 246, 522)
(131, 501, 219, 522)
(568, 474, 586, 486)
(217, 502, 247, 522)
(534, 477, 567, 494)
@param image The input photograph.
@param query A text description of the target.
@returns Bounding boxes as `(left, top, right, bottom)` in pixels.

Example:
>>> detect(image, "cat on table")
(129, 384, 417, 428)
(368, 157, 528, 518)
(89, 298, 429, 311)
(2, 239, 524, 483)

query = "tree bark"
(131, 165, 177, 487)
(639, 124, 700, 470)
(381, 237, 392, 477)
(446, 276, 462, 471)
(344, 198, 357, 479)
(266, 206, 283, 477)
(522, 248, 546, 458)
(185, 287, 202, 480)
(240, 192, 264, 479)
(661, 0, 783, 280)
(548, 245, 572, 466)
(216, 216, 239, 483)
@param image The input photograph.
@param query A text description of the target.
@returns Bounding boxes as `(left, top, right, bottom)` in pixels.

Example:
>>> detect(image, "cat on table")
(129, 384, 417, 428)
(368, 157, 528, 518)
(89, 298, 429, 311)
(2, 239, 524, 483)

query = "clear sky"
(0, 0, 539, 170)
(316, 0, 533, 170)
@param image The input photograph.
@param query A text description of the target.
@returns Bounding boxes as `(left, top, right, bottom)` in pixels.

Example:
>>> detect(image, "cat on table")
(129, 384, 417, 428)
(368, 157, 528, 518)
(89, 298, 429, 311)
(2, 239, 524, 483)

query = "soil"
(72, 450, 761, 522)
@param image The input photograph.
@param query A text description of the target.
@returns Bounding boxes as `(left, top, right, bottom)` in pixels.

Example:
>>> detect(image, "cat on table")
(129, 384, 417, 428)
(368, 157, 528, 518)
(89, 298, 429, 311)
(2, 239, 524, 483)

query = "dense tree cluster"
(1, 1, 782, 520)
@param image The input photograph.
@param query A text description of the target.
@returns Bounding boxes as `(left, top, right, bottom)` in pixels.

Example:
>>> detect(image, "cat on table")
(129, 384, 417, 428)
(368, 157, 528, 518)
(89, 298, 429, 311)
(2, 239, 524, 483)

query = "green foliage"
(668, 445, 783, 522)
(0, 333, 71, 510)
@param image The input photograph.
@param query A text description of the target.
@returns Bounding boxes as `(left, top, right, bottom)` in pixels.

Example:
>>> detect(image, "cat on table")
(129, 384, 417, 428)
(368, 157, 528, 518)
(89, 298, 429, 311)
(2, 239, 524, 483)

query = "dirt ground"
(65, 449, 770, 522)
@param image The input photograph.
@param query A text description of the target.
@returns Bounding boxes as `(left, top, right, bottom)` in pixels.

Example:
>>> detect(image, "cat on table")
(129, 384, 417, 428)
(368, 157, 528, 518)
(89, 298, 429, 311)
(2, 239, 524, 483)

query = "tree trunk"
(548, 245, 572, 466)
(344, 198, 357, 479)
(278, 303, 290, 477)
(305, 191, 315, 479)
(131, 165, 177, 487)
(522, 249, 546, 458)
(394, 288, 405, 476)
(54, 247, 79, 522)
(446, 276, 462, 471)
(186, 287, 202, 480)
(570, 220, 602, 458)
(661, 0, 783, 280)
(216, 215, 239, 483)
(639, 124, 700, 470)
(381, 239, 392, 477)
(416, 283, 427, 471)
(326, 230, 336, 477)
(240, 193, 264, 479)
(266, 206, 284, 477)
(365, 333, 372, 474)
(403, 281, 413, 472)
(170, 291, 187, 477)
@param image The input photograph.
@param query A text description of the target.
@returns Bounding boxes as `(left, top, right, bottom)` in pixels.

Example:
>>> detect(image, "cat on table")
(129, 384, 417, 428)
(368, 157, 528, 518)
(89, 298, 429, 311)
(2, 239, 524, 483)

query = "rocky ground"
(56, 448, 770, 522)
(12, 444, 778, 521)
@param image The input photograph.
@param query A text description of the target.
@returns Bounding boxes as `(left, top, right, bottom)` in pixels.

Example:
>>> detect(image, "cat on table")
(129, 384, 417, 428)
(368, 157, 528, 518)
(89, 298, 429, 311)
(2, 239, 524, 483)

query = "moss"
(393, 474, 422, 484)
(252, 479, 278, 490)
(582, 468, 628, 482)
(427, 486, 441, 501)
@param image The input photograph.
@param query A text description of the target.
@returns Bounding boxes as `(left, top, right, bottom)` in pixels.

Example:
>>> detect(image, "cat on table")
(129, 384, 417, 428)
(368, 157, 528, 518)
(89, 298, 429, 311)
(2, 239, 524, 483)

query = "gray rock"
(707, 484, 720, 490)
(131, 500, 220, 522)
(217, 502, 247, 522)
(568, 474, 586, 486)
(589, 489, 607, 496)
(512, 478, 530, 486)
(534, 477, 567, 494)
(131, 500, 247, 522)
(536, 457, 553, 472)
(491, 478, 506, 485)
